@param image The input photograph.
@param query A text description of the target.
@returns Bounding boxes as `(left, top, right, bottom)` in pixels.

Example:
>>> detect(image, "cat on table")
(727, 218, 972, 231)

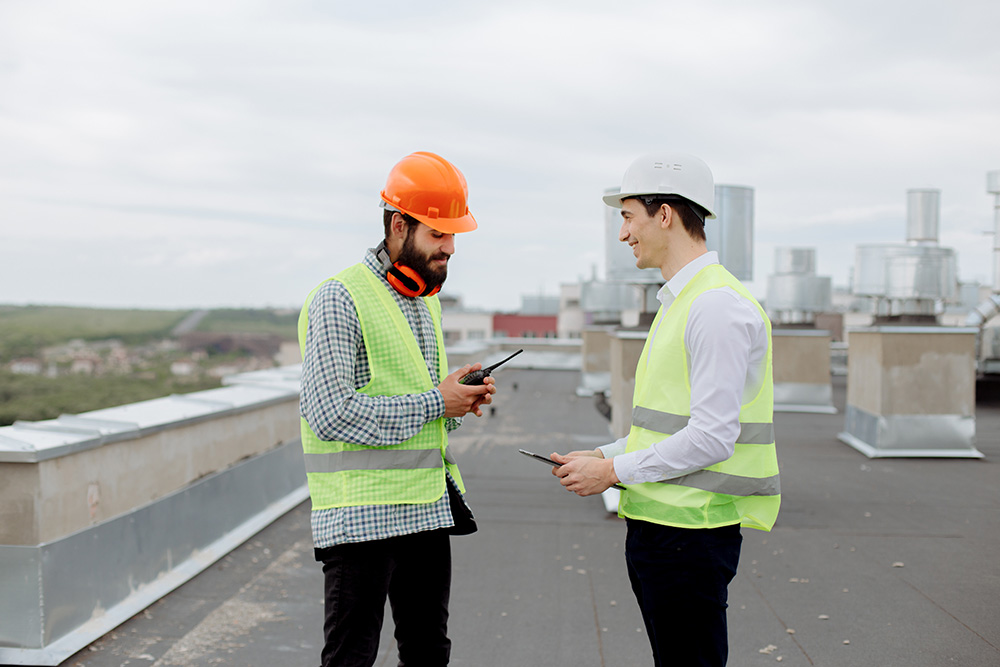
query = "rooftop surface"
(53, 370, 1000, 667)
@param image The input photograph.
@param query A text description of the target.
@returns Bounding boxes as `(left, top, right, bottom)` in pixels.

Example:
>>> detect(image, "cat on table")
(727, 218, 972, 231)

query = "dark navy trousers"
(625, 519, 743, 667)
(318, 529, 452, 667)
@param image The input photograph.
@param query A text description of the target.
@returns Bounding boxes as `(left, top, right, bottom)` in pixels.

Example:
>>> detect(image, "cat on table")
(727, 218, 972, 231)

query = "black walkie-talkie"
(459, 349, 523, 385)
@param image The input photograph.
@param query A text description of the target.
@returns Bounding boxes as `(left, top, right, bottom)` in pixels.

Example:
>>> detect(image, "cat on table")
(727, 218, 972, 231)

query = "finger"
(453, 363, 478, 379)
(551, 452, 571, 465)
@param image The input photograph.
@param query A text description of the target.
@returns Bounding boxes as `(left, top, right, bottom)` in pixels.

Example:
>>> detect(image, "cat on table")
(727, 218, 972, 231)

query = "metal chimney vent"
(988, 171, 1000, 294)
(766, 247, 832, 325)
(852, 189, 957, 322)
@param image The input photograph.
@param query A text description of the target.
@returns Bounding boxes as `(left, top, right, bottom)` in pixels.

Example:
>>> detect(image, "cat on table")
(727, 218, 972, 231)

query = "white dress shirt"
(599, 251, 770, 485)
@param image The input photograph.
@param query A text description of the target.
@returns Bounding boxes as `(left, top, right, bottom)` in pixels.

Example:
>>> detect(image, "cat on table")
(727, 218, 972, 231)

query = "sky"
(1, 0, 999, 313)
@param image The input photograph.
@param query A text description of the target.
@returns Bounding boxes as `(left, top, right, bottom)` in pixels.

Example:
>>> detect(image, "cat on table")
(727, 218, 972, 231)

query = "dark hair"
(383, 209, 421, 241)
(627, 196, 707, 242)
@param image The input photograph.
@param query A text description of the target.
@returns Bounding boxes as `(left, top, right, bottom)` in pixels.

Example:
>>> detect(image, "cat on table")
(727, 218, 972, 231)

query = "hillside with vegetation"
(0, 305, 298, 426)
(0, 305, 187, 360)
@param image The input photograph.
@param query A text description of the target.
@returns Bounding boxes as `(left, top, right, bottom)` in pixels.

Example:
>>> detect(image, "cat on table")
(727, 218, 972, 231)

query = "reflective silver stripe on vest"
(303, 448, 448, 474)
(661, 470, 781, 496)
(632, 406, 775, 444)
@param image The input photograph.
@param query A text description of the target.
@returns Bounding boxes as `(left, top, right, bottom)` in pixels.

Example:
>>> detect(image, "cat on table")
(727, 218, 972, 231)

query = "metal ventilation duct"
(963, 172, 1000, 323)
(775, 247, 816, 274)
(964, 171, 1000, 373)
(906, 188, 940, 244)
(766, 247, 832, 325)
(706, 185, 754, 281)
(966, 171, 1000, 326)
(852, 189, 957, 320)
(989, 171, 1000, 294)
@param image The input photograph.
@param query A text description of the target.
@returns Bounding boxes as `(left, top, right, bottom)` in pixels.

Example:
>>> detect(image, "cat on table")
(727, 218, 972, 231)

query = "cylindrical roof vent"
(906, 189, 940, 244)
(706, 185, 754, 281)
(988, 171, 1000, 294)
(774, 247, 816, 275)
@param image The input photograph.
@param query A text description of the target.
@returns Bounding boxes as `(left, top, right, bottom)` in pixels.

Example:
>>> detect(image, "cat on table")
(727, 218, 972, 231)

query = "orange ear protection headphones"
(387, 263, 441, 297)
(377, 243, 441, 298)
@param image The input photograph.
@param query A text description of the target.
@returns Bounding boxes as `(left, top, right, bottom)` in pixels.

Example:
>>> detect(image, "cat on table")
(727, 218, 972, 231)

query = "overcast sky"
(2, 0, 998, 313)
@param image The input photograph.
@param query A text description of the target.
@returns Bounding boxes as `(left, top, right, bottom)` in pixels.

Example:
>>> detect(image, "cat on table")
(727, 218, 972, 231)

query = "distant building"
(178, 332, 284, 357)
(520, 294, 560, 315)
(170, 360, 198, 377)
(9, 359, 42, 375)
(492, 313, 557, 339)
(558, 283, 584, 339)
(208, 364, 243, 379)
(70, 354, 100, 375)
(442, 311, 493, 345)
(439, 294, 493, 345)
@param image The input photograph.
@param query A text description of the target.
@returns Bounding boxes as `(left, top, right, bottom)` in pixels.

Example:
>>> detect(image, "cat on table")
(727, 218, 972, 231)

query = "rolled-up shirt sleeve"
(299, 281, 445, 447)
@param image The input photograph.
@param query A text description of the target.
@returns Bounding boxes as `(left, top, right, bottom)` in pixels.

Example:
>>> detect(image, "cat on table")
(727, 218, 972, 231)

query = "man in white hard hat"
(551, 153, 780, 666)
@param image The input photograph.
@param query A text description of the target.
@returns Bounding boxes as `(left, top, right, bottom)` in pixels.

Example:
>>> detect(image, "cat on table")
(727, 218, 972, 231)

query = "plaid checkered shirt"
(299, 247, 468, 548)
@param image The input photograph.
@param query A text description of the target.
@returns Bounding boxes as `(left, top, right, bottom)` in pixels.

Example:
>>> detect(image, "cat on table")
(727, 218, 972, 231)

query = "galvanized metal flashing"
(0, 378, 299, 463)
(774, 381, 838, 414)
(838, 404, 982, 458)
(0, 441, 308, 666)
(0, 364, 308, 665)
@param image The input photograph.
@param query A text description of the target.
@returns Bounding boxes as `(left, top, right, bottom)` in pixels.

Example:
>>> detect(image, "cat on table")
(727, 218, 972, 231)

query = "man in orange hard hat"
(298, 151, 495, 667)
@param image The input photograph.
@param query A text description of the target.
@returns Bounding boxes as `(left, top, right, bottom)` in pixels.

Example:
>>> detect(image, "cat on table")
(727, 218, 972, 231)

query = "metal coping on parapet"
(0, 368, 302, 463)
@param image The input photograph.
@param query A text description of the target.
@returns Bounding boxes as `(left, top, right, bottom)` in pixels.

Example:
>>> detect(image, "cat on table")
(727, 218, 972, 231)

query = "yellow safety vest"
(297, 263, 464, 509)
(619, 263, 780, 531)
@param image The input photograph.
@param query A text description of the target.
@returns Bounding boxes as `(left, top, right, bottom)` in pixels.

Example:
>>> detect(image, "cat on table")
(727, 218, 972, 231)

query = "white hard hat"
(603, 153, 717, 219)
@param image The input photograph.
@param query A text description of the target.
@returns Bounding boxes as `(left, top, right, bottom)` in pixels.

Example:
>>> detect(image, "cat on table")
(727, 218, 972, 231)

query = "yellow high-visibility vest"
(619, 263, 780, 531)
(297, 263, 463, 509)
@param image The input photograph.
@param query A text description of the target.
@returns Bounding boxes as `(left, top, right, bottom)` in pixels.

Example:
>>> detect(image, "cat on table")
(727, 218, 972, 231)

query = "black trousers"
(624, 519, 743, 667)
(319, 529, 452, 667)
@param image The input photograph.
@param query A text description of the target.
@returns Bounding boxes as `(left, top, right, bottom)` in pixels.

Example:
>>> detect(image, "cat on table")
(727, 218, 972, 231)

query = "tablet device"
(519, 448, 627, 490)
(518, 448, 559, 466)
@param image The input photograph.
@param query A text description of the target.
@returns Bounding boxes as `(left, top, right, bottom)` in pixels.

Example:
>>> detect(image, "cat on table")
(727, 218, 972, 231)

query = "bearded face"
(396, 224, 450, 292)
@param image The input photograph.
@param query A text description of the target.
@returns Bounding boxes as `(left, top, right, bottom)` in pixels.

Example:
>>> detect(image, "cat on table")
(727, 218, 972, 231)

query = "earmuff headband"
(387, 263, 440, 298)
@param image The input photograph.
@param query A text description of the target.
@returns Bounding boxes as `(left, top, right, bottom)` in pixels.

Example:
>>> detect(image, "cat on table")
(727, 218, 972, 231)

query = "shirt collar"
(364, 245, 394, 289)
(656, 251, 720, 305)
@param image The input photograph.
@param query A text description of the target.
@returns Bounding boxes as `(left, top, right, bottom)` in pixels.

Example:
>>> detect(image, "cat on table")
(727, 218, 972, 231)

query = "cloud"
(1, 0, 999, 311)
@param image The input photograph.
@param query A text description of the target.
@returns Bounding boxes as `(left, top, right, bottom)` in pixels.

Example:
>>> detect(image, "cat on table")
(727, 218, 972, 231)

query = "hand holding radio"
(458, 349, 523, 385)
(439, 364, 495, 418)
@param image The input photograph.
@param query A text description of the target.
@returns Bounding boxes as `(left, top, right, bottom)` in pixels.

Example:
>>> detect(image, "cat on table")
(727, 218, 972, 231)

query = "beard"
(397, 228, 449, 292)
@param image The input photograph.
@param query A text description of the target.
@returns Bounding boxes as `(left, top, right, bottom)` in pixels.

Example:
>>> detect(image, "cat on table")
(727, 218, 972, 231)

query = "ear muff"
(387, 263, 441, 297)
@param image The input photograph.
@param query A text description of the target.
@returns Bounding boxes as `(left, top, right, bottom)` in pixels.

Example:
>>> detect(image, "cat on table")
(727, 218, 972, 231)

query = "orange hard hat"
(380, 152, 477, 234)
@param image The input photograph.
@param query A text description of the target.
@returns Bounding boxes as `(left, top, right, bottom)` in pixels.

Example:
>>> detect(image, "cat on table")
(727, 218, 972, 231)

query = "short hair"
(383, 209, 421, 241)
(626, 196, 707, 242)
